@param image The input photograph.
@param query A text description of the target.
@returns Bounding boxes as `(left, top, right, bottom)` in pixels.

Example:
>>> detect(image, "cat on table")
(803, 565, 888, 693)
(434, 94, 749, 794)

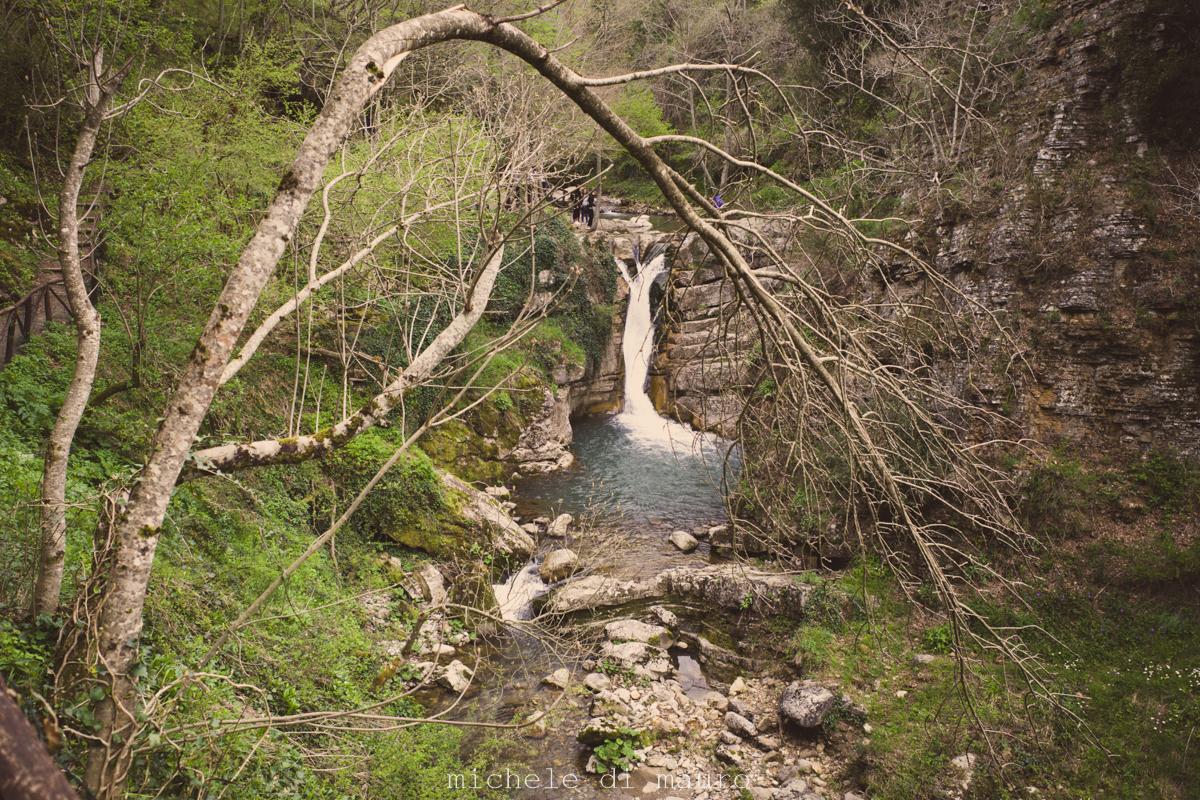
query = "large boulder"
(544, 574, 660, 614)
(546, 563, 814, 615)
(779, 680, 837, 729)
(604, 619, 672, 646)
(438, 660, 474, 693)
(659, 564, 812, 616)
(668, 530, 699, 552)
(442, 472, 534, 559)
(538, 549, 580, 583)
(601, 640, 653, 665)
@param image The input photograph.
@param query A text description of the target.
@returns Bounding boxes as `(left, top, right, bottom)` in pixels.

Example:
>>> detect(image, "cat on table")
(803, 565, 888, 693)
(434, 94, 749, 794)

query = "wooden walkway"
(0, 189, 106, 365)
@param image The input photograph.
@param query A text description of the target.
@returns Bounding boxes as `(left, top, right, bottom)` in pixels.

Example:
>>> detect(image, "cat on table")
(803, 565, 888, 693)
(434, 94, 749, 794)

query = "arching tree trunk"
(78, 8, 907, 797)
(81, 13, 491, 797)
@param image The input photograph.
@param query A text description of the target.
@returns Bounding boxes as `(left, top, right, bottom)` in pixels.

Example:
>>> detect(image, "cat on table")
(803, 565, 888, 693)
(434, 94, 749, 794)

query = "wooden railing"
(0, 188, 106, 365)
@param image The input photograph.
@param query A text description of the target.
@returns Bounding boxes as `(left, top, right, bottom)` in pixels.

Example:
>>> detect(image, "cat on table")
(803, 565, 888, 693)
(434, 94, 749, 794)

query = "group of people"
(569, 188, 596, 226)
(564, 186, 724, 227)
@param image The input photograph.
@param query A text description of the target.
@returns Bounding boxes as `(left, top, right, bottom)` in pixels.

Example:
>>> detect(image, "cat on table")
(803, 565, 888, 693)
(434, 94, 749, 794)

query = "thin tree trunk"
(31, 78, 113, 619)
(81, 12, 489, 797)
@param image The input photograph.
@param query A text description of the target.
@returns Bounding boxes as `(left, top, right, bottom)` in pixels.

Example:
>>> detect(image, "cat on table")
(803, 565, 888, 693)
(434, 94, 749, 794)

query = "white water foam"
(616, 252, 715, 454)
(492, 559, 547, 621)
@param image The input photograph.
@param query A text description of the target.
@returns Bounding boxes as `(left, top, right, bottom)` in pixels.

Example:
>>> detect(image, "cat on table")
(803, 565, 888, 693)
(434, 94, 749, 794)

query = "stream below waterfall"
(461, 216, 742, 797)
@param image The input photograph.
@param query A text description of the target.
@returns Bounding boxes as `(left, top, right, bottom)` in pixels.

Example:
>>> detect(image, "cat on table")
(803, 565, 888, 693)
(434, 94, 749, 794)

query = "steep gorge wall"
(654, 0, 1200, 455)
(926, 0, 1200, 455)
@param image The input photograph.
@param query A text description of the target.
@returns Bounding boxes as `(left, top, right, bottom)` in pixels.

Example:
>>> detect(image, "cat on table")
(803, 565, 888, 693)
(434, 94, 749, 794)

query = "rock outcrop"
(652, 1, 1200, 454)
(505, 387, 574, 474)
(440, 471, 534, 559)
(544, 563, 812, 615)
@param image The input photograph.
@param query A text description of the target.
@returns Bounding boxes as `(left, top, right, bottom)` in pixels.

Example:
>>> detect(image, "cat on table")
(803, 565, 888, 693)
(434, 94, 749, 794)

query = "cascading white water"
(492, 559, 546, 621)
(620, 253, 667, 423)
(615, 250, 703, 447)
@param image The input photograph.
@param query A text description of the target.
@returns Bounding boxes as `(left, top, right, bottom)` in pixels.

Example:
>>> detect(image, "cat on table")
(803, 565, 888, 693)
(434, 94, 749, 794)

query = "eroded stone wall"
(653, 0, 1200, 455)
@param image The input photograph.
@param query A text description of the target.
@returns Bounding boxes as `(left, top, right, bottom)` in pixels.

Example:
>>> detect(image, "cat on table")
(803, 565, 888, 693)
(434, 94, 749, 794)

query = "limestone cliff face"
(651, 223, 788, 438)
(654, 0, 1200, 455)
(562, 292, 626, 417)
(505, 256, 628, 474)
(651, 258, 750, 437)
(923, 0, 1200, 454)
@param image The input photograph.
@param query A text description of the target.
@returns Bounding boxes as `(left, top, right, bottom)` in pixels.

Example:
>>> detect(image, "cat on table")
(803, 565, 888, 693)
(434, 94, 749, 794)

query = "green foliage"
(0, 152, 45, 299)
(780, 0, 902, 67)
(749, 180, 792, 210)
(0, 322, 73, 439)
(528, 319, 588, 367)
(114, 462, 518, 799)
(0, 620, 50, 698)
(369, 726, 513, 799)
(1019, 451, 1105, 540)
(789, 625, 835, 671)
(491, 390, 515, 413)
(604, 174, 665, 205)
(805, 579, 851, 629)
(590, 727, 646, 774)
(101, 45, 303, 386)
(921, 623, 954, 654)
(1014, 0, 1060, 32)
(1128, 450, 1199, 513)
(0, 326, 91, 611)
(610, 85, 672, 140)
(324, 429, 447, 540)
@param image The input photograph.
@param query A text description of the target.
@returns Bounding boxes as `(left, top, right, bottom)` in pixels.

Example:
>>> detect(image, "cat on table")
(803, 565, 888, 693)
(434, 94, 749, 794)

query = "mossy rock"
(420, 419, 509, 485)
(387, 506, 474, 558)
(323, 430, 463, 547)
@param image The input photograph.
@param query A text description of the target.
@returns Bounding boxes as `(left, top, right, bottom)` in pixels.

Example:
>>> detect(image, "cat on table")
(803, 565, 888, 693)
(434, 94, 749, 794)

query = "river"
(467, 217, 741, 797)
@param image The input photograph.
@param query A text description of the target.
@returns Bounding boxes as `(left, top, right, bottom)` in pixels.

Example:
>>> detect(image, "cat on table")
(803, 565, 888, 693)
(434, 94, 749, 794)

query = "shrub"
(1129, 451, 1199, 513)
(922, 623, 954, 654)
(590, 727, 647, 774)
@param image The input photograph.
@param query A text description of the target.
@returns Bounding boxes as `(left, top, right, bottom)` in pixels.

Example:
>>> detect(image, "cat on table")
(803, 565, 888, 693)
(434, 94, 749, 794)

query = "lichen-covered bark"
(32, 87, 112, 619)
(81, 11, 496, 797)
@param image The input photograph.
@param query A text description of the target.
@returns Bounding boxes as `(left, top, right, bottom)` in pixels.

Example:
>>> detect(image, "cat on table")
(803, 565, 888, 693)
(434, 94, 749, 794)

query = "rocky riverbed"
(361, 495, 910, 800)
(356, 211, 907, 799)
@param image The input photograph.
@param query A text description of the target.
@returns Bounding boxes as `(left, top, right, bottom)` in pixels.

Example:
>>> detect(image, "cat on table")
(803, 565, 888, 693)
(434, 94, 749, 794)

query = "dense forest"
(0, 1, 1197, 798)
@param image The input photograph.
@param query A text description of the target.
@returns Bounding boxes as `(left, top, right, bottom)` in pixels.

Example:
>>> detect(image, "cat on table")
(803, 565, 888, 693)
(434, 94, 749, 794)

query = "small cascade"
(492, 559, 547, 621)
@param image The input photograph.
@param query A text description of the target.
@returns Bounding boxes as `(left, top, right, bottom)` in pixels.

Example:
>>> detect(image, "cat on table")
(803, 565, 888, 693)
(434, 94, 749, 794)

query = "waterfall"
(620, 253, 667, 419)
(615, 248, 696, 445)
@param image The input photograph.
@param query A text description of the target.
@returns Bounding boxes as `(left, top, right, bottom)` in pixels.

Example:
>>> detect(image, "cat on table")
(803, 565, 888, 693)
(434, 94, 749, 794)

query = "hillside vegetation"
(0, 1, 1197, 799)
